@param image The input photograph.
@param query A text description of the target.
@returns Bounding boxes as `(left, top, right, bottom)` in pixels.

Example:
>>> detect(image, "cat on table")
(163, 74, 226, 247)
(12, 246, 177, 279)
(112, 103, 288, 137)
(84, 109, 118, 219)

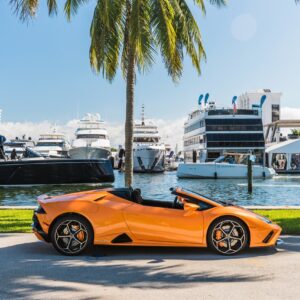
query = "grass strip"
(253, 209, 300, 235)
(0, 209, 299, 234)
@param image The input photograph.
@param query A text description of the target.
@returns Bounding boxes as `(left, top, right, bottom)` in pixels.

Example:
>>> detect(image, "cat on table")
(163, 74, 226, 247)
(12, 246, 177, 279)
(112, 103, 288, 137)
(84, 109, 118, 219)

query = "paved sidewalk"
(0, 234, 299, 300)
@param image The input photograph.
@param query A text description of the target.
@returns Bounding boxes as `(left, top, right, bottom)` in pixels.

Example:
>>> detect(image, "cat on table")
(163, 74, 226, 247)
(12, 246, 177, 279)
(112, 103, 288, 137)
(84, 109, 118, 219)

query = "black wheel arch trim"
(48, 212, 95, 243)
(206, 215, 251, 247)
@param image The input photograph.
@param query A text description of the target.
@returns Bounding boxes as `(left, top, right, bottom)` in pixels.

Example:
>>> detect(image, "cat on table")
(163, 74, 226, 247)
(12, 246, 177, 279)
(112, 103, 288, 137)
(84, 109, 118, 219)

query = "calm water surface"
(0, 171, 300, 206)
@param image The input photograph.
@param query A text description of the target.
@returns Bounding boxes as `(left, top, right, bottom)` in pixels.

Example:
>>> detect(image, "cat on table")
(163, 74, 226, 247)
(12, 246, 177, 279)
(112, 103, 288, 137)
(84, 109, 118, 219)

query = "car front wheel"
(51, 215, 93, 256)
(207, 217, 249, 255)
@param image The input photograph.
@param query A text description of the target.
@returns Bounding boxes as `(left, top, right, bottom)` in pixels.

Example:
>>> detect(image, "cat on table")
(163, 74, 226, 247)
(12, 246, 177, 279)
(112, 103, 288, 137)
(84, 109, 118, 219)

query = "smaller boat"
(4, 136, 35, 159)
(177, 153, 275, 179)
(34, 129, 71, 158)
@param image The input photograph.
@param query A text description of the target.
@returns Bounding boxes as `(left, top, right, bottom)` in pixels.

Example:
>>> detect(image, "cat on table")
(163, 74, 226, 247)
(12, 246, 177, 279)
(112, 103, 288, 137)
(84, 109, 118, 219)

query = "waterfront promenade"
(0, 234, 299, 300)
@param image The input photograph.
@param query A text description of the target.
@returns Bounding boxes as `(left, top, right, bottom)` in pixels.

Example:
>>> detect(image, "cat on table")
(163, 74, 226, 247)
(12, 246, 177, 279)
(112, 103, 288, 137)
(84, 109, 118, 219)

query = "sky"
(1, 0, 300, 147)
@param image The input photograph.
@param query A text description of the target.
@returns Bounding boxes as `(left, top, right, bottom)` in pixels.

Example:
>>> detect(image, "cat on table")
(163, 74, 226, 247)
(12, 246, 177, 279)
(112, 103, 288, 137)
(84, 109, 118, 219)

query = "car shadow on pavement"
(0, 240, 276, 299)
(90, 244, 280, 261)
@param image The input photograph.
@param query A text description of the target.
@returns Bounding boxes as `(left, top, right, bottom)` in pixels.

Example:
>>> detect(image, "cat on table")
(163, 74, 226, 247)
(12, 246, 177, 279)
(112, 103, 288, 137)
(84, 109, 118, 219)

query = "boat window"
(134, 137, 159, 143)
(291, 154, 300, 170)
(77, 134, 106, 139)
(206, 133, 265, 148)
(272, 153, 287, 170)
(36, 142, 64, 147)
(205, 118, 263, 132)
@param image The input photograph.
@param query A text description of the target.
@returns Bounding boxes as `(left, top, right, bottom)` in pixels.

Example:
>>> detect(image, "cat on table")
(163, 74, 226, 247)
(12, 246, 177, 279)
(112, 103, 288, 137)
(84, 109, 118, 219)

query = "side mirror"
(184, 202, 200, 212)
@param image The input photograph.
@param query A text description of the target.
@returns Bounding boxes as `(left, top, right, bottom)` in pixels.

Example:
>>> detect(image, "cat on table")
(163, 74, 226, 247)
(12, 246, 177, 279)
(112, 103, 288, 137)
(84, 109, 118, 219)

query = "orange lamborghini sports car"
(32, 187, 281, 256)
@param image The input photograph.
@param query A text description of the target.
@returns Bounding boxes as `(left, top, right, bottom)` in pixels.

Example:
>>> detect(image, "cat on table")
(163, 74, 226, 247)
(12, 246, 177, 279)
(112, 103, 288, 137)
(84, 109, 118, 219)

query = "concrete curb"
(0, 205, 300, 210)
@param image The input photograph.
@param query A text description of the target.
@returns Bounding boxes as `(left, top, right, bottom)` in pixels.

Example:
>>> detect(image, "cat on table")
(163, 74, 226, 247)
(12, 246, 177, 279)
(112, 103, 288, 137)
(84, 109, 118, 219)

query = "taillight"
(35, 205, 46, 214)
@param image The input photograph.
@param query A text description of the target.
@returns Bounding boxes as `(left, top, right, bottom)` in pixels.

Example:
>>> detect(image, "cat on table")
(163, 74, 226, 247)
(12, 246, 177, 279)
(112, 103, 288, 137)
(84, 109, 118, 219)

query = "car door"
(123, 201, 204, 244)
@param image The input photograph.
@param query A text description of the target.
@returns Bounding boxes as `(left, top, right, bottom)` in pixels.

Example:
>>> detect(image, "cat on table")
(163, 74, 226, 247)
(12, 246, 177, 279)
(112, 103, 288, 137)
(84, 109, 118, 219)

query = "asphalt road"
(0, 234, 299, 300)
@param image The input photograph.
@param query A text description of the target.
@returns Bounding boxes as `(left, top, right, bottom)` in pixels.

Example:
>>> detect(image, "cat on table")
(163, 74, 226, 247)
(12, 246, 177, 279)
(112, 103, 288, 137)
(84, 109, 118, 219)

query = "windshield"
(179, 188, 230, 206)
(213, 156, 225, 163)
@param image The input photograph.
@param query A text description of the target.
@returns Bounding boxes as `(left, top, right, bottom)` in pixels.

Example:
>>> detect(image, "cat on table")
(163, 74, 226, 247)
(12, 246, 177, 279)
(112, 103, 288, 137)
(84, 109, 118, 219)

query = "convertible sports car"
(32, 187, 281, 256)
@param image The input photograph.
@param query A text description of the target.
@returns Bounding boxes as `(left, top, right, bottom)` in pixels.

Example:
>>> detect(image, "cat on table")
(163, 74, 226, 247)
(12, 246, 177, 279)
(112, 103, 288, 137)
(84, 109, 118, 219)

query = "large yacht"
(34, 129, 71, 158)
(133, 107, 165, 173)
(178, 96, 274, 178)
(69, 113, 111, 159)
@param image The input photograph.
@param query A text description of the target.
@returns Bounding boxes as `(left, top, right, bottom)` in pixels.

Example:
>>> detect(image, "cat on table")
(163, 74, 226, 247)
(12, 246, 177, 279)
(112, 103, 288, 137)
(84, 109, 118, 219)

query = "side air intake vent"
(263, 231, 274, 243)
(111, 233, 132, 243)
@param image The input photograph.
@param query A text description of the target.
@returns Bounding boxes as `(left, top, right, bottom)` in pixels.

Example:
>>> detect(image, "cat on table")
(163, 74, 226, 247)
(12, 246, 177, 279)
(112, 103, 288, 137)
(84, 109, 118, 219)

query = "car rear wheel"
(51, 215, 93, 256)
(207, 217, 249, 255)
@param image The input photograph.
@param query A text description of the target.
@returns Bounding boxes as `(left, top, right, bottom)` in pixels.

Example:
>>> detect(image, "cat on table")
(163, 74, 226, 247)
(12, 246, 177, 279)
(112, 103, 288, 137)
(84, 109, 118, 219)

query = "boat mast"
(141, 104, 145, 126)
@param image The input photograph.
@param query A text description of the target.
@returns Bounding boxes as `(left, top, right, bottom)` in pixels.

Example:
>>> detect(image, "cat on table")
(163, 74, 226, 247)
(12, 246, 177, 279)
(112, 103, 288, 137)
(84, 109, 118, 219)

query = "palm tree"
(10, 0, 226, 187)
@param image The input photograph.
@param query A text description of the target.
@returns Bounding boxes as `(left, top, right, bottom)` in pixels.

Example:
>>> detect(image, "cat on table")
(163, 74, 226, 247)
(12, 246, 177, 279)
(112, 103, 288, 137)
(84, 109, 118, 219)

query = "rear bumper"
(32, 213, 50, 242)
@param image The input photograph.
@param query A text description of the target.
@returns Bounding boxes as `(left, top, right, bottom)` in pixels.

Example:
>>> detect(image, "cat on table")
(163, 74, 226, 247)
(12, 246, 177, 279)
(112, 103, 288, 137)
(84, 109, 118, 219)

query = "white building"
(238, 89, 282, 126)
(238, 89, 282, 142)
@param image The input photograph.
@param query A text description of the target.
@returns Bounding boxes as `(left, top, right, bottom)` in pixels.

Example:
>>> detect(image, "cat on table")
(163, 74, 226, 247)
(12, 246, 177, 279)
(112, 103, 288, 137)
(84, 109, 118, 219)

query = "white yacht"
(69, 113, 111, 160)
(34, 130, 71, 158)
(133, 108, 165, 173)
(178, 95, 274, 179)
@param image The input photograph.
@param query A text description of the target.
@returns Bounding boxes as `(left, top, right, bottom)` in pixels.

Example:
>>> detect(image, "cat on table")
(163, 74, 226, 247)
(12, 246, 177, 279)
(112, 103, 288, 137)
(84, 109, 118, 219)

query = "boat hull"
(133, 148, 165, 173)
(0, 159, 114, 185)
(177, 163, 275, 179)
(69, 147, 111, 160)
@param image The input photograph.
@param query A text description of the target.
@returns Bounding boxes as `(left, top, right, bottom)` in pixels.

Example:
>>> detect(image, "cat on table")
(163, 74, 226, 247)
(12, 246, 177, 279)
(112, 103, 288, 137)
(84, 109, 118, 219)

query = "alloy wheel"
(54, 220, 88, 254)
(211, 220, 246, 255)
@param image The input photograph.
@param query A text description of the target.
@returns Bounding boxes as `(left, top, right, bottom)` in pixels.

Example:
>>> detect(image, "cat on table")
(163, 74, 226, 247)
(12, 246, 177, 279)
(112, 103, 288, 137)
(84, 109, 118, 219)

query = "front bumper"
(32, 213, 50, 242)
(251, 223, 282, 248)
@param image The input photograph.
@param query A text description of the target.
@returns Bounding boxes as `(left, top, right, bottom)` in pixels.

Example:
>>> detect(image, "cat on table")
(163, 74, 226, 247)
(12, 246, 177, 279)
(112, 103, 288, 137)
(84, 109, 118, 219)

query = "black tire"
(207, 217, 249, 255)
(50, 215, 93, 256)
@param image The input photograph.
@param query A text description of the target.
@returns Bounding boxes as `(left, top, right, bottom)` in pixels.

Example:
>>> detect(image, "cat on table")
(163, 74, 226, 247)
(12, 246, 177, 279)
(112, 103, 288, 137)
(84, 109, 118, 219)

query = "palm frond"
(130, 0, 156, 74)
(64, 0, 89, 21)
(9, 0, 40, 20)
(47, 0, 58, 16)
(90, 0, 124, 81)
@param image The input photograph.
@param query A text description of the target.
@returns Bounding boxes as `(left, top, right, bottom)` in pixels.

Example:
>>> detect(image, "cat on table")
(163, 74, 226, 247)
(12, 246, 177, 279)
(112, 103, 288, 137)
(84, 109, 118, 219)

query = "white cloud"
(281, 107, 300, 120)
(1, 107, 298, 151)
(0, 117, 185, 150)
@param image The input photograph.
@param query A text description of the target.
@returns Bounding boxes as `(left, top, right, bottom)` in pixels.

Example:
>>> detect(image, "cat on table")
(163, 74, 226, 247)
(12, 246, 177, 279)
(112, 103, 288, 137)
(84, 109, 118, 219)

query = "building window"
(206, 133, 265, 148)
(291, 154, 300, 170)
(272, 153, 287, 170)
(272, 104, 280, 122)
(205, 118, 263, 131)
(184, 121, 204, 133)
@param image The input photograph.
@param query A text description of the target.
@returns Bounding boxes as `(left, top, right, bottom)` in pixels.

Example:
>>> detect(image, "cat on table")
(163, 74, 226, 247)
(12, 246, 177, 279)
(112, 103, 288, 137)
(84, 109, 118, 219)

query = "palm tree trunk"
(124, 47, 135, 187)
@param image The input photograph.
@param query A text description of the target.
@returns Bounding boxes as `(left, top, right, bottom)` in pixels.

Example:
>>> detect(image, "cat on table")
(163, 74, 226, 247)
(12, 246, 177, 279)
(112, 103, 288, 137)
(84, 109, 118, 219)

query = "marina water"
(0, 171, 300, 206)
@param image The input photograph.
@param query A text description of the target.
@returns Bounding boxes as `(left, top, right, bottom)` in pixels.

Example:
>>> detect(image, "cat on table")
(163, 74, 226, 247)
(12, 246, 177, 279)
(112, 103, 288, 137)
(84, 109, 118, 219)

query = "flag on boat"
(232, 96, 237, 114)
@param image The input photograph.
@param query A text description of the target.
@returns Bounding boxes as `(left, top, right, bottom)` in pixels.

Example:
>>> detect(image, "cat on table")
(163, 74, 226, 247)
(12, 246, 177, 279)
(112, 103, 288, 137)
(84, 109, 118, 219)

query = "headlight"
(256, 215, 272, 224)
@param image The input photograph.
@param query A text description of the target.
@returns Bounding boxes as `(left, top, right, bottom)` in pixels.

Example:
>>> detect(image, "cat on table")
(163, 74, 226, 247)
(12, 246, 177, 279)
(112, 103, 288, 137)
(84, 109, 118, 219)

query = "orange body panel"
(33, 187, 281, 249)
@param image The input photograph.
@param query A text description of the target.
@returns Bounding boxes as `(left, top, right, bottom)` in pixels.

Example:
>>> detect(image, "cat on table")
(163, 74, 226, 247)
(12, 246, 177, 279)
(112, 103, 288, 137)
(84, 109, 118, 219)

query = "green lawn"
(0, 209, 299, 234)
(253, 209, 300, 235)
(0, 210, 33, 233)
